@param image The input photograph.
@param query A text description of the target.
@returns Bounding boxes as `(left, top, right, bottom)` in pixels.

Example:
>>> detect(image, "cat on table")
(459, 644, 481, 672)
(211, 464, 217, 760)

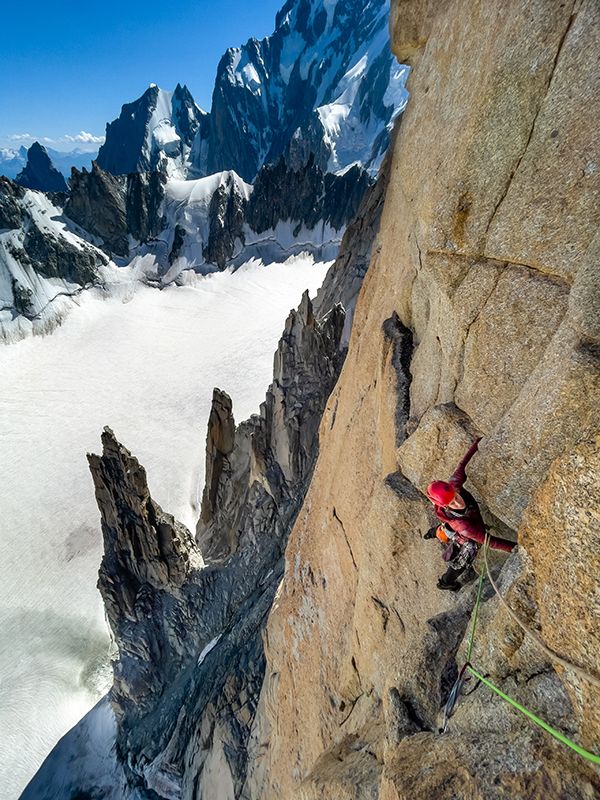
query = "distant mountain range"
(96, 0, 407, 182)
(0, 145, 97, 181)
(0, 0, 407, 343)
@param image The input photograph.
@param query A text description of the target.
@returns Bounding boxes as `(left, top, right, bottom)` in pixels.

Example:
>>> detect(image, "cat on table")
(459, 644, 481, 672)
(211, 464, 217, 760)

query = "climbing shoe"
(437, 578, 461, 592)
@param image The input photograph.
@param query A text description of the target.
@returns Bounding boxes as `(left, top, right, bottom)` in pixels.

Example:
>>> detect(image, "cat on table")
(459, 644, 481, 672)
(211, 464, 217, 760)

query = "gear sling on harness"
(441, 534, 600, 766)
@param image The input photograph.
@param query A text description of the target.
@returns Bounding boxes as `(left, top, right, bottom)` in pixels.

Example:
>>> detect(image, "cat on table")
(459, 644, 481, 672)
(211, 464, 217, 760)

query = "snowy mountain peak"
(96, 84, 208, 178)
(199, 0, 407, 181)
(95, 0, 406, 183)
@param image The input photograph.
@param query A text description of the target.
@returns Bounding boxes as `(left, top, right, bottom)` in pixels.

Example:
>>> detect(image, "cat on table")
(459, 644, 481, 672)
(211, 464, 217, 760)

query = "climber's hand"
(423, 526, 438, 540)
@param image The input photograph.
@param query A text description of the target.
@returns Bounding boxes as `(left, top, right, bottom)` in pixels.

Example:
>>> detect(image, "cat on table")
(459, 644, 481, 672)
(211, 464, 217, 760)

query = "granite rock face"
(27, 2, 600, 797)
(203, 175, 247, 268)
(15, 142, 68, 193)
(89, 428, 201, 720)
(246, 155, 372, 235)
(244, 1, 600, 797)
(65, 163, 128, 256)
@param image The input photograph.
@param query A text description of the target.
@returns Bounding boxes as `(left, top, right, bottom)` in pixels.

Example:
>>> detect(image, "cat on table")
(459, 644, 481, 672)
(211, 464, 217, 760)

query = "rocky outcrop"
(89, 428, 201, 719)
(197, 293, 346, 564)
(0, 176, 25, 229)
(21, 223, 101, 285)
(314, 139, 394, 328)
(203, 174, 247, 268)
(65, 162, 166, 257)
(246, 155, 372, 235)
(65, 163, 128, 255)
(244, 1, 600, 797)
(15, 142, 68, 193)
(126, 170, 166, 242)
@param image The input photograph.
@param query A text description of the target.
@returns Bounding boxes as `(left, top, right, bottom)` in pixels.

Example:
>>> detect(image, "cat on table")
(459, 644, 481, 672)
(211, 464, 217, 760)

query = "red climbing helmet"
(426, 481, 455, 506)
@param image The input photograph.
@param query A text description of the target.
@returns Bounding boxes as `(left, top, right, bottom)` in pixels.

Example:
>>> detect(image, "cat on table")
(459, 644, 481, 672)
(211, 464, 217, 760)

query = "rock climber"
(424, 437, 515, 591)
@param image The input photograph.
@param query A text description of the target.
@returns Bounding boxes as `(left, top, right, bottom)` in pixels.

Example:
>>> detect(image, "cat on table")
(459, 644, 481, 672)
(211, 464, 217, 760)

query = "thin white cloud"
(5, 131, 105, 146)
(63, 131, 105, 144)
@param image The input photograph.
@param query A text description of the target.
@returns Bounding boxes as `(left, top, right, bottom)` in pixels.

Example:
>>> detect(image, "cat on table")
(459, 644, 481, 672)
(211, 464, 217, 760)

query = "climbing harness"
(441, 534, 600, 766)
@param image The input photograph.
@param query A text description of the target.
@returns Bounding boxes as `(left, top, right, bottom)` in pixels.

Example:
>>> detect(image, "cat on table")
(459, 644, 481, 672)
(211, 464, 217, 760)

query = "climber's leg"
(437, 541, 478, 591)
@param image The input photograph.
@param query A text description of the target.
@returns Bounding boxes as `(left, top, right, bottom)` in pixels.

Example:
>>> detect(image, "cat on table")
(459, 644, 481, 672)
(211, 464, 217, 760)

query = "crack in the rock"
(482, 6, 578, 243)
(371, 595, 390, 632)
(427, 247, 573, 286)
(340, 691, 364, 725)
(333, 507, 358, 571)
(451, 265, 505, 396)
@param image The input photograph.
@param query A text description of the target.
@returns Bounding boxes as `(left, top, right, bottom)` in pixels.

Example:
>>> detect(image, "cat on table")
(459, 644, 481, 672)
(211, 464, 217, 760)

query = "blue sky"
(0, 0, 284, 151)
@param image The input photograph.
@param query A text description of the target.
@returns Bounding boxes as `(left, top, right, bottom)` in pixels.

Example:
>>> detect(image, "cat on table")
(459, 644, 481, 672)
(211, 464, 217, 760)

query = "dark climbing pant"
(439, 540, 478, 586)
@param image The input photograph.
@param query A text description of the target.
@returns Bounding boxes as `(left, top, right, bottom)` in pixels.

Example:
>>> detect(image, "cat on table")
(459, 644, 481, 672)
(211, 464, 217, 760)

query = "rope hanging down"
(481, 536, 600, 689)
(442, 534, 600, 766)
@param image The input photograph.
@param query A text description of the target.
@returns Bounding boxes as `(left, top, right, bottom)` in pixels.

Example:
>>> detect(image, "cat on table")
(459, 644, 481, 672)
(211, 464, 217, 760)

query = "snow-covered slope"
(201, 0, 407, 180)
(96, 84, 208, 178)
(0, 180, 114, 341)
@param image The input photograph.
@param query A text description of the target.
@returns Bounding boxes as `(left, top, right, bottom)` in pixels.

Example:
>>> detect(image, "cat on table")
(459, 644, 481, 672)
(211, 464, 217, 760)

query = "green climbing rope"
(456, 533, 600, 767)
(466, 559, 485, 662)
(466, 665, 600, 766)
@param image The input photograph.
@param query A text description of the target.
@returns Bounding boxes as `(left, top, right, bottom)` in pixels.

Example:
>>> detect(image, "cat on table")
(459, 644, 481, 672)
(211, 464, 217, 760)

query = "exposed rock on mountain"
(96, 83, 208, 178)
(65, 163, 128, 256)
(21, 0, 600, 798)
(89, 427, 201, 719)
(314, 136, 393, 327)
(160, 158, 371, 277)
(21, 118, 401, 794)
(0, 176, 25, 230)
(246, 155, 372, 234)
(15, 142, 68, 193)
(202, 174, 247, 268)
(65, 162, 166, 257)
(79, 292, 345, 796)
(203, 0, 407, 181)
(127, 170, 167, 243)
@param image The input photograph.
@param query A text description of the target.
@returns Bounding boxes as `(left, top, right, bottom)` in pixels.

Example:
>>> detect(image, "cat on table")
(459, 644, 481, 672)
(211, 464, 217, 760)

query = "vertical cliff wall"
(245, 0, 600, 797)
